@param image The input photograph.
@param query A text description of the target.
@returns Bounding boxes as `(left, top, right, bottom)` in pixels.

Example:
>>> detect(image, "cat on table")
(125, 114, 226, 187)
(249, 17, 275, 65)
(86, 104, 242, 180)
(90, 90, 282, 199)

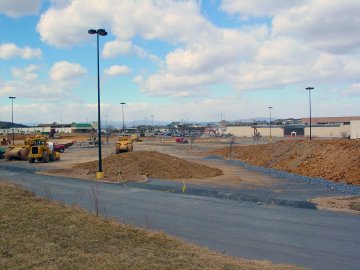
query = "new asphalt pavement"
(1, 162, 359, 270)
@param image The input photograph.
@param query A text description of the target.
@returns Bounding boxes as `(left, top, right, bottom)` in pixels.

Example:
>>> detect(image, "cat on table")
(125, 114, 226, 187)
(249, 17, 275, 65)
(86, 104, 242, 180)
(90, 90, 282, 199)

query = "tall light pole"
(268, 106, 273, 142)
(120, 102, 125, 134)
(9, 97, 16, 146)
(88, 28, 107, 179)
(306, 87, 314, 140)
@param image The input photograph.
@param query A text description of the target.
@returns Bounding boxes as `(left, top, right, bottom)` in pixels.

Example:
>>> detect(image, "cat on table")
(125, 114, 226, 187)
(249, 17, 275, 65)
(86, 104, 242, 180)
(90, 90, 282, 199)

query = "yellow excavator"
(115, 136, 133, 154)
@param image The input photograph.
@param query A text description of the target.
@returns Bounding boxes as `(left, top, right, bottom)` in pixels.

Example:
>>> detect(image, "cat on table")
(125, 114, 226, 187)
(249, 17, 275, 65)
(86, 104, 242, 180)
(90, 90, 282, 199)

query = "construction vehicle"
(88, 130, 98, 146)
(115, 136, 133, 154)
(5, 137, 32, 161)
(28, 136, 60, 163)
(1, 137, 10, 145)
(129, 133, 142, 142)
(0, 148, 5, 159)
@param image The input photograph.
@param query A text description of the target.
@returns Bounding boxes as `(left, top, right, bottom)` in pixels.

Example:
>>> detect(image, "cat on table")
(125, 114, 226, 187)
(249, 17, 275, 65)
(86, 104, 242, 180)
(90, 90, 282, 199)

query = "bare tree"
(189, 135, 196, 149)
(228, 136, 235, 157)
(89, 183, 102, 216)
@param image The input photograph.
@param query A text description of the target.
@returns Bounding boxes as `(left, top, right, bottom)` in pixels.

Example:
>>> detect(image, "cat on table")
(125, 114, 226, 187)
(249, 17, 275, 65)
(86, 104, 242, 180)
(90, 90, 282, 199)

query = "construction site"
(1, 123, 360, 270)
(1, 130, 360, 206)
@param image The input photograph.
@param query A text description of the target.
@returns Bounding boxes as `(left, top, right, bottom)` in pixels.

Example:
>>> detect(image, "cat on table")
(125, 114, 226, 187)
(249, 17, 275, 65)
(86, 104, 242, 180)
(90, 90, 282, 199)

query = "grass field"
(0, 181, 302, 270)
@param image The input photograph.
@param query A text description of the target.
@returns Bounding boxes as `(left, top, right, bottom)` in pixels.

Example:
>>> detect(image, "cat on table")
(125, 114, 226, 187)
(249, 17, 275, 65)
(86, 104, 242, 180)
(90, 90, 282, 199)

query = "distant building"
(350, 120, 360, 139)
(71, 123, 94, 133)
(301, 116, 360, 125)
(273, 118, 301, 125)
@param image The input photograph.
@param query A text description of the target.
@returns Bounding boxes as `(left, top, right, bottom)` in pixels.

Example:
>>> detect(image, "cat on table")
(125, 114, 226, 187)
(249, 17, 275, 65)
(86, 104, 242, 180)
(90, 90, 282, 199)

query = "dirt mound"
(64, 150, 222, 180)
(210, 139, 360, 186)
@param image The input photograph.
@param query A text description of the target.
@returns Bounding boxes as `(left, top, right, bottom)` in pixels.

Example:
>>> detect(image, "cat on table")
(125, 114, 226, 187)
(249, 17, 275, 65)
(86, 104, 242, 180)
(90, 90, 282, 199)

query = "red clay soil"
(210, 139, 360, 186)
(67, 150, 222, 180)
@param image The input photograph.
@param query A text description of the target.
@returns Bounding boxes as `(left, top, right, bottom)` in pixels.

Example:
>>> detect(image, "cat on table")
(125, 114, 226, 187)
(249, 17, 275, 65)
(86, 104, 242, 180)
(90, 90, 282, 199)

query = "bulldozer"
(115, 136, 133, 154)
(28, 136, 60, 163)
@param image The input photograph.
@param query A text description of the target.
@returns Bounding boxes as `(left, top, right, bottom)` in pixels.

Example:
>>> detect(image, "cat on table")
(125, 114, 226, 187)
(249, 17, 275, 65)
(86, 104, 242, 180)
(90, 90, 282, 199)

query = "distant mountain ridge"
(0, 121, 28, 129)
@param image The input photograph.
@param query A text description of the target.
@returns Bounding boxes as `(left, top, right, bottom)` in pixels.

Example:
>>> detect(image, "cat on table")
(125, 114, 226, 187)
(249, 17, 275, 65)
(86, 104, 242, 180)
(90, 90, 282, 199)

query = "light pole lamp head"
(120, 102, 126, 105)
(97, 29, 107, 36)
(306, 87, 314, 91)
(9, 96, 16, 99)
(268, 106, 273, 109)
(88, 29, 108, 36)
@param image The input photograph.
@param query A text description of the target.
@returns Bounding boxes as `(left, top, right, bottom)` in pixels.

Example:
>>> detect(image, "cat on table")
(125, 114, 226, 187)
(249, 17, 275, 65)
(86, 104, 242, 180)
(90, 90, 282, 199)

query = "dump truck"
(115, 136, 133, 154)
(28, 136, 60, 163)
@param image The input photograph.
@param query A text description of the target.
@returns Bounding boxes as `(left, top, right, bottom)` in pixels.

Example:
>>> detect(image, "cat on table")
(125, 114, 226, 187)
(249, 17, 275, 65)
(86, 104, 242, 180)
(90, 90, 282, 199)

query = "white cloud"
(36, 0, 360, 104)
(102, 40, 159, 61)
(0, 43, 42, 60)
(341, 83, 360, 97)
(272, 0, 360, 54)
(102, 40, 132, 58)
(0, 0, 42, 17)
(104, 65, 131, 76)
(49, 61, 87, 81)
(36, 0, 210, 47)
(220, 0, 306, 17)
(11, 65, 39, 81)
(0, 80, 71, 101)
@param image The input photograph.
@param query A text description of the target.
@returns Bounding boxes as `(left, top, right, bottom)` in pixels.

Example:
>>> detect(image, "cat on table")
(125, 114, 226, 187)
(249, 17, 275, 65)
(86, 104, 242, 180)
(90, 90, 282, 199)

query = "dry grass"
(350, 202, 360, 211)
(0, 181, 303, 270)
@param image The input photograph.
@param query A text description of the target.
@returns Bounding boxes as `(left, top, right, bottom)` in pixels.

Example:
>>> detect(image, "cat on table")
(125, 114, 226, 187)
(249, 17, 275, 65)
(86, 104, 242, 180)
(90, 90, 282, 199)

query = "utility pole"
(306, 87, 314, 140)
(9, 96, 16, 146)
(120, 102, 126, 134)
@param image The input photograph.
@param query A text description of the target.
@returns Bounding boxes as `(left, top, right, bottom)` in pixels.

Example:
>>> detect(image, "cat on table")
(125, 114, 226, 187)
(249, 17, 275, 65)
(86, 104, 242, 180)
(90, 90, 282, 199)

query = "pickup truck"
(175, 137, 188, 144)
(53, 143, 66, 153)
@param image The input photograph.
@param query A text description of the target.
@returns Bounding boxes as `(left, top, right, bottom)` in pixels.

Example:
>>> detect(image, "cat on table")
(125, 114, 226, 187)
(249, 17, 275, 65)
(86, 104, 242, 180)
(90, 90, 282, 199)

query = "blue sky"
(0, 0, 359, 124)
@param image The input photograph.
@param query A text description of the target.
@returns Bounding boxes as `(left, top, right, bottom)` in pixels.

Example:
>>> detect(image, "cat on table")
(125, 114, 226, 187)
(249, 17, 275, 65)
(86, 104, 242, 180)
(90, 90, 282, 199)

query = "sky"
(0, 0, 359, 125)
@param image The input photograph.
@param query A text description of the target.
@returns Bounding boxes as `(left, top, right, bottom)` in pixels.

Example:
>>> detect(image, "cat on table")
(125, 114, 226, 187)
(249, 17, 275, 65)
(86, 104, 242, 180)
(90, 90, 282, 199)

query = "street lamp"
(268, 106, 273, 142)
(9, 97, 16, 146)
(305, 87, 314, 140)
(88, 28, 108, 179)
(120, 102, 126, 134)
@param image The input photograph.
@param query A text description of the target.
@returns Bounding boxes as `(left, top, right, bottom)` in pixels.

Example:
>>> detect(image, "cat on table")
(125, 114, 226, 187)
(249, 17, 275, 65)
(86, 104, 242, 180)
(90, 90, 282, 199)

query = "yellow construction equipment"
(5, 137, 32, 161)
(115, 136, 133, 154)
(28, 136, 60, 163)
(1, 137, 10, 145)
(130, 133, 142, 142)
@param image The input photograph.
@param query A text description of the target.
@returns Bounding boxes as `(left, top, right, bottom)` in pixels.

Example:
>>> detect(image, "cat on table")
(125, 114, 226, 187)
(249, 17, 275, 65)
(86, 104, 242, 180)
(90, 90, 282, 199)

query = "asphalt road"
(1, 165, 359, 270)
